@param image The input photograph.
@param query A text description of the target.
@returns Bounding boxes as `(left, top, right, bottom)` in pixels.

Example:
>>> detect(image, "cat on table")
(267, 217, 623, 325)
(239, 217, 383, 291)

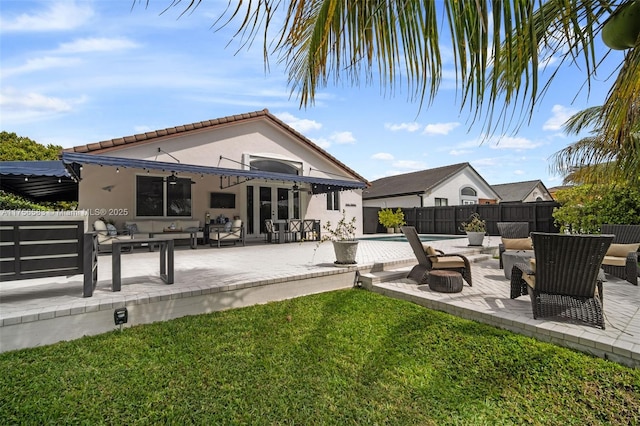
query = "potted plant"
(378, 208, 405, 233)
(319, 209, 358, 266)
(460, 213, 486, 246)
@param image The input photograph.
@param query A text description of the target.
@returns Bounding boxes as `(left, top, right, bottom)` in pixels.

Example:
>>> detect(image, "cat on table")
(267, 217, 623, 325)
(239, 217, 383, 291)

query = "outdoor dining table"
(111, 237, 174, 292)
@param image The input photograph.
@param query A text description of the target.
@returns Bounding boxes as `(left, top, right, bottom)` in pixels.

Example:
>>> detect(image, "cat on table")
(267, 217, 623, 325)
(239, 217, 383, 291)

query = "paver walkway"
(1, 236, 638, 367)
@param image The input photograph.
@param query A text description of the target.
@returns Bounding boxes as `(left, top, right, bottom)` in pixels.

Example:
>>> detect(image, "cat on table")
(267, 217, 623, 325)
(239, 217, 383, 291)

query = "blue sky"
(0, 1, 625, 188)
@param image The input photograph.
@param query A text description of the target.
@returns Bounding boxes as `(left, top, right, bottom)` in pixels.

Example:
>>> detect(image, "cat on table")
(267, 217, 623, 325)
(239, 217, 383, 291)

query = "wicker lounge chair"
(497, 222, 531, 269)
(600, 224, 640, 285)
(510, 232, 613, 329)
(401, 226, 472, 286)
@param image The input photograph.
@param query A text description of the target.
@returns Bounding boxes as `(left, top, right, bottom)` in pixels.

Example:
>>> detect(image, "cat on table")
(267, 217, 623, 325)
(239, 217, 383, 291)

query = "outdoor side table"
(111, 237, 174, 292)
(502, 250, 534, 279)
(428, 270, 464, 293)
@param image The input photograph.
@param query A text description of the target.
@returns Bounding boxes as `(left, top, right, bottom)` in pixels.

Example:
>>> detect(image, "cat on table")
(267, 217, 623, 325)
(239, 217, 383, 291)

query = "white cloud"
(0, 86, 86, 124)
(331, 131, 356, 144)
(384, 122, 421, 132)
(275, 112, 322, 133)
(449, 149, 472, 156)
(490, 135, 543, 150)
(422, 122, 460, 135)
(371, 152, 394, 160)
(392, 160, 427, 170)
(513, 169, 526, 175)
(2, 56, 82, 78)
(55, 37, 140, 54)
(543, 104, 577, 131)
(0, 1, 94, 32)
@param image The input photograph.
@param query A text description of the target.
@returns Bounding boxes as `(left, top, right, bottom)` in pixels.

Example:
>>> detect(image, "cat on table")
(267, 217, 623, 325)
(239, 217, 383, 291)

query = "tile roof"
(491, 180, 547, 202)
(63, 109, 368, 185)
(363, 163, 471, 199)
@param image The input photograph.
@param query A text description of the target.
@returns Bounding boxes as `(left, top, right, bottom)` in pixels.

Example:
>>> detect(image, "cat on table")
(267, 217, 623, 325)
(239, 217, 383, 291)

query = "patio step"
(358, 268, 411, 289)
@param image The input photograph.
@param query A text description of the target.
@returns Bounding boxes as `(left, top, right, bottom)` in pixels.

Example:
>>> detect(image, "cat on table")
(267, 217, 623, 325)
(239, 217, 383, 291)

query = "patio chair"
(93, 218, 134, 254)
(264, 219, 280, 243)
(600, 224, 640, 285)
(302, 219, 319, 241)
(210, 219, 245, 247)
(497, 222, 531, 269)
(401, 226, 472, 286)
(510, 232, 613, 329)
(286, 219, 302, 242)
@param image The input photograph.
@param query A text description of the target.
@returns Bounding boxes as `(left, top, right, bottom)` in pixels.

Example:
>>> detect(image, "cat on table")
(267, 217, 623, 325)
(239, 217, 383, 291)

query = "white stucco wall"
(76, 119, 364, 237)
(523, 183, 553, 202)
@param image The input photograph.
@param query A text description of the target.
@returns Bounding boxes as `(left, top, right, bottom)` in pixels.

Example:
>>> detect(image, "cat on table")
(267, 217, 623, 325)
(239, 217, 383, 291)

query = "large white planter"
(332, 241, 359, 266)
(466, 231, 485, 246)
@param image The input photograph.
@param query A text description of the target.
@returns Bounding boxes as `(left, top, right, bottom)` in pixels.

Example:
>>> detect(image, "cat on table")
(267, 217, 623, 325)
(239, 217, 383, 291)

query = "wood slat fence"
(363, 201, 561, 235)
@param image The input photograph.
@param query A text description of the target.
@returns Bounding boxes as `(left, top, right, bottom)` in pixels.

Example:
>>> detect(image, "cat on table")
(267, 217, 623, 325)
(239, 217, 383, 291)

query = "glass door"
(254, 185, 300, 236)
(259, 186, 272, 234)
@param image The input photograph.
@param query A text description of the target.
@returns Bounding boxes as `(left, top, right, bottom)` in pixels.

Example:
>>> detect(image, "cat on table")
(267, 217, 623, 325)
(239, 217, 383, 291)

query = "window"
(460, 186, 478, 205)
(136, 175, 192, 217)
(136, 176, 163, 216)
(250, 158, 301, 175)
(326, 191, 340, 211)
(435, 198, 448, 206)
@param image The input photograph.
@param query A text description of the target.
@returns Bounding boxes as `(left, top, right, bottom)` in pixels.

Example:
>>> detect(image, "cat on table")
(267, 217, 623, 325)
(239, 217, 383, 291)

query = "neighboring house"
(362, 163, 500, 208)
(56, 109, 368, 239)
(491, 180, 553, 203)
(548, 185, 573, 200)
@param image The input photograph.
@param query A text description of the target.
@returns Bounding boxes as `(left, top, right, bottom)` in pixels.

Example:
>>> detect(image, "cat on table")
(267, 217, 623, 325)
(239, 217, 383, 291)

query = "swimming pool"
(358, 234, 460, 242)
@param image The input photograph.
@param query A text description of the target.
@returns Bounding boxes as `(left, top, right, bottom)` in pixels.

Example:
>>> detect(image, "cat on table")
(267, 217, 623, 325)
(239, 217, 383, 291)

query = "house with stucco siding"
(362, 163, 500, 208)
(61, 109, 368, 240)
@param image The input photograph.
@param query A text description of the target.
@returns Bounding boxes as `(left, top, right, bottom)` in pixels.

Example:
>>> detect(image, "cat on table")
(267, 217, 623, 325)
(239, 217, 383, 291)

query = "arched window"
(461, 187, 477, 196)
(250, 159, 300, 175)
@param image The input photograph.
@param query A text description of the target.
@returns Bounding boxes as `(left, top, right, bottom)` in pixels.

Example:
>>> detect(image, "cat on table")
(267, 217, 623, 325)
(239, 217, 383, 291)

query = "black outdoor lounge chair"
(497, 222, 531, 269)
(600, 224, 640, 285)
(510, 232, 613, 329)
(401, 226, 472, 286)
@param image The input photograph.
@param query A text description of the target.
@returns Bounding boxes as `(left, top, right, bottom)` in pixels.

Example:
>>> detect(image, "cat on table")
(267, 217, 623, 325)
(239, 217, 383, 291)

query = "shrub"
(378, 208, 405, 229)
(552, 184, 640, 233)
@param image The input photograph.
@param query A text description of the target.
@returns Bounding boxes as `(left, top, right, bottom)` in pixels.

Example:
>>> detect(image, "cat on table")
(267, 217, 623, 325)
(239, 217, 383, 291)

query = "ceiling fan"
(164, 172, 195, 185)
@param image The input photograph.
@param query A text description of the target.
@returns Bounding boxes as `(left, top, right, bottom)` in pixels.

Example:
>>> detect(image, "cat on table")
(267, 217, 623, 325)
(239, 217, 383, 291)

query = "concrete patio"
(1, 236, 638, 368)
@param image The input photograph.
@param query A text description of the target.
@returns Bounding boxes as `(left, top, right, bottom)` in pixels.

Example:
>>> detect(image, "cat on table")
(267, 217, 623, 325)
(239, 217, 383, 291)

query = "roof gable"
(64, 109, 368, 185)
(491, 180, 547, 202)
(363, 163, 473, 199)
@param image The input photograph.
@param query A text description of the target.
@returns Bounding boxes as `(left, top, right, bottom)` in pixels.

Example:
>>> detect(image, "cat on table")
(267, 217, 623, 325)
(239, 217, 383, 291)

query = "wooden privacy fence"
(0, 220, 98, 297)
(363, 201, 561, 235)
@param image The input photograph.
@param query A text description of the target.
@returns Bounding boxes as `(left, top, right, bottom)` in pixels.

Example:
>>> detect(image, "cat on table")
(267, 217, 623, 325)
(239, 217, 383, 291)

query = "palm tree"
(552, 102, 639, 185)
(145, 0, 639, 180)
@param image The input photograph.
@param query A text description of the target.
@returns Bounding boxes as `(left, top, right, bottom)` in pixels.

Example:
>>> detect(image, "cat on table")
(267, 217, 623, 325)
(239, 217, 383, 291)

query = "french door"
(253, 185, 300, 236)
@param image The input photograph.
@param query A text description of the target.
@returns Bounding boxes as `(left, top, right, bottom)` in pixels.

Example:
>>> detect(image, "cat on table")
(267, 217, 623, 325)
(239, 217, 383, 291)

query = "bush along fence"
(363, 201, 561, 235)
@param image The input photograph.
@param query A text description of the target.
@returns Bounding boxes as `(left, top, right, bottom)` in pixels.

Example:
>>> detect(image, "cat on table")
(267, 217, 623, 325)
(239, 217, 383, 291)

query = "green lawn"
(1, 289, 638, 425)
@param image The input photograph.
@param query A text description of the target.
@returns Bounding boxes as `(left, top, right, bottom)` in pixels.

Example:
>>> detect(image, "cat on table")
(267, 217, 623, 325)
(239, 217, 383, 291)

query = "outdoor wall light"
(114, 307, 128, 325)
(167, 173, 178, 185)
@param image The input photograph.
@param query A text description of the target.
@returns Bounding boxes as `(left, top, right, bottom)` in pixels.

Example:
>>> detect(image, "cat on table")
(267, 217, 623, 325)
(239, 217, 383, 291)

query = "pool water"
(358, 234, 459, 242)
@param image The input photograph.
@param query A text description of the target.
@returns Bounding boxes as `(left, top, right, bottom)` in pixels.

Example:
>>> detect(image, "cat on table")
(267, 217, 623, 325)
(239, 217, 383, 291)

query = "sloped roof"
(64, 108, 368, 185)
(491, 180, 547, 202)
(363, 163, 472, 199)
